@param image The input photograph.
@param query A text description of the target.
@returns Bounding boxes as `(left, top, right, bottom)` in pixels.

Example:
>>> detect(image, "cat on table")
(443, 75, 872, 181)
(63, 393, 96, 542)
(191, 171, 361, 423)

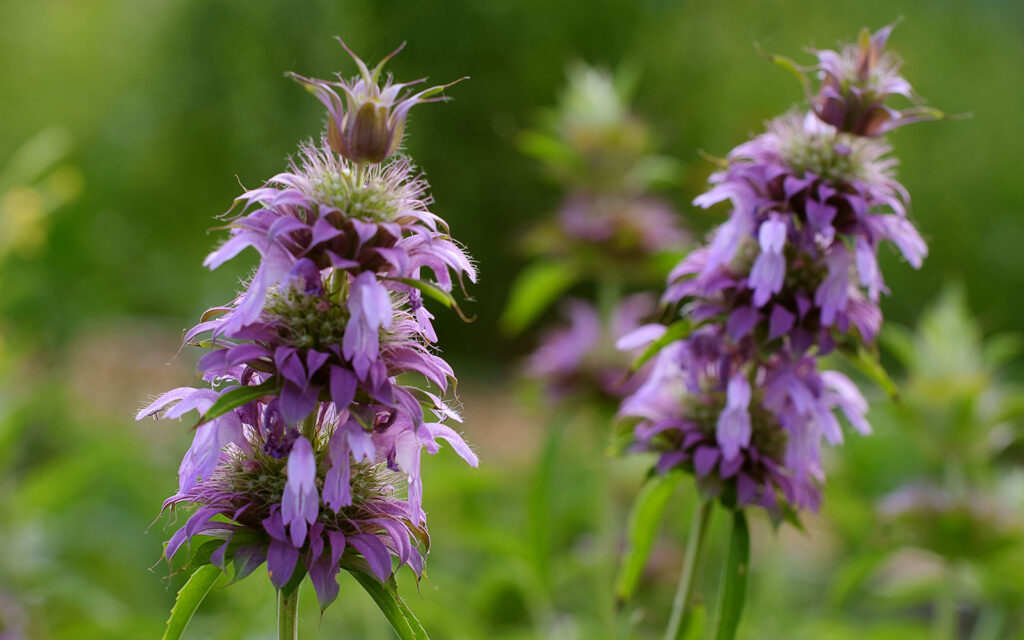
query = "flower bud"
(290, 39, 464, 164)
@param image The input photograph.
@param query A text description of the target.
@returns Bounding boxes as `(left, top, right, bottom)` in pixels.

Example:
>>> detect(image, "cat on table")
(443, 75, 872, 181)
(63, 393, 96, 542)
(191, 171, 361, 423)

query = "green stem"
(663, 499, 713, 640)
(277, 588, 299, 640)
(354, 161, 367, 185)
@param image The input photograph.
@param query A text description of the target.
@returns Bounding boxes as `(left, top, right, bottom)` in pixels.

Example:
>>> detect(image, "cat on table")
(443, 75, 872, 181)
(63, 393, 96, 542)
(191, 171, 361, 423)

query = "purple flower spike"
(282, 437, 319, 547)
(138, 37, 476, 617)
(616, 25, 944, 521)
(288, 39, 465, 164)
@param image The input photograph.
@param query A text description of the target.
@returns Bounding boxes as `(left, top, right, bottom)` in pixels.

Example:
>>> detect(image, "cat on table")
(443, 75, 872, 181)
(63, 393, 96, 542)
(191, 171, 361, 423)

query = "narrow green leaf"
(499, 261, 578, 335)
(631, 319, 696, 373)
(200, 379, 277, 424)
(162, 564, 221, 640)
(347, 569, 429, 640)
(393, 277, 455, 309)
(392, 278, 474, 322)
(711, 510, 750, 640)
(615, 471, 681, 604)
(842, 345, 900, 401)
(394, 592, 432, 640)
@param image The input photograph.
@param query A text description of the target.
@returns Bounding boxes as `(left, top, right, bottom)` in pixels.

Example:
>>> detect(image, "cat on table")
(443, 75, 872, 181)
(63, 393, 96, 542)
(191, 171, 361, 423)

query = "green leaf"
(841, 345, 900, 401)
(879, 324, 916, 368)
(499, 261, 579, 335)
(631, 319, 697, 373)
(347, 569, 430, 640)
(162, 564, 221, 640)
(615, 471, 681, 604)
(392, 278, 473, 322)
(200, 379, 277, 424)
(711, 510, 750, 640)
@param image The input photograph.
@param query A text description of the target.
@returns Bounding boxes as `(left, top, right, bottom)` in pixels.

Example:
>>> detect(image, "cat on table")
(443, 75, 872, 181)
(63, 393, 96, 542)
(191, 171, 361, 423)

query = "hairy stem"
(663, 499, 713, 640)
(278, 588, 299, 640)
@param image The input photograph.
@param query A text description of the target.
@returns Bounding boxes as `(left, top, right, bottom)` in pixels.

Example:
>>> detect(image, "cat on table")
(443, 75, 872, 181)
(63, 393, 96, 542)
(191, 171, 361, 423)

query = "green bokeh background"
(1, 0, 1021, 638)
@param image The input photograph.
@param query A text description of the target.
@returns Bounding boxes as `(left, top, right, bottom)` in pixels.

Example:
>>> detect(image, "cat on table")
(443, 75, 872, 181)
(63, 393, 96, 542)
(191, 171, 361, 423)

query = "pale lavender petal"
(716, 374, 752, 461)
(281, 437, 319, 547)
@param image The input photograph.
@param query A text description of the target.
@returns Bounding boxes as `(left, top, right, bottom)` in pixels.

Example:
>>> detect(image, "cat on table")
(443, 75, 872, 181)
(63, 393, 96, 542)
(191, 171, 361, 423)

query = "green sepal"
(162, 564, 222, 640)
(754, 43, 811, 99)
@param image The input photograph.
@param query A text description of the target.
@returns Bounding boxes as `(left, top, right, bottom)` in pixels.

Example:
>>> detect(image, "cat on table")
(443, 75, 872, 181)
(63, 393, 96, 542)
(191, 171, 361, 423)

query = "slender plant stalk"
(278, 589, 299, 640)
(663, 499, 713, 640)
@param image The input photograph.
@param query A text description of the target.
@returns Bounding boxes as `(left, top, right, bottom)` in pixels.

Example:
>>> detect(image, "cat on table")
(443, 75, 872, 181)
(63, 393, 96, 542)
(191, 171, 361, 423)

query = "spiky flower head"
(139, 263, 476, 608)
(768, 22, 948, 137)
(288, 39, 465, 164)
(618, 325, 869, 514)
(150, 395, 434, 610)
(207, 137, 475, 337)
(674, 111, 925, 352)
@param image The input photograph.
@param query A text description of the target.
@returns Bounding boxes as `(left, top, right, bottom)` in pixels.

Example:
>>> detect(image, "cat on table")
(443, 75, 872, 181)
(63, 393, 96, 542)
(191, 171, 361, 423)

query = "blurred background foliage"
(0, 0, 1022, 638)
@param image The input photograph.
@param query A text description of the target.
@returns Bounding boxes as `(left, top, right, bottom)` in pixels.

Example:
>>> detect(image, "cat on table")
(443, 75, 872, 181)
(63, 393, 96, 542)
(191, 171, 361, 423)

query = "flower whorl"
(138, 41, 475, 610)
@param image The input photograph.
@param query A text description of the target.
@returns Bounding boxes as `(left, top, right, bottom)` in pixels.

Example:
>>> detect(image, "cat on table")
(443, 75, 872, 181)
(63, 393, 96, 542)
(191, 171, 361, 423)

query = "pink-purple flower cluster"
(138, 41, 475, 609)
(618, 26, 935, 515)
(527, 293, 657, 401)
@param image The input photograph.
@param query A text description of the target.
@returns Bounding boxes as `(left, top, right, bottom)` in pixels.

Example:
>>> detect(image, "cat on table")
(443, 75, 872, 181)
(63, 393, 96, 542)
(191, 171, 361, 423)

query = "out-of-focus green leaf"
(841, 345, 899, 401)
(631, 319, 697, 373)
(500, 261, 579, 335)
(162, 564, 221, 640)
(711, 510, 749, 640)
(983, 332, 1022, 368)
(615, 471, 681, 604)
(518, 131, 574, 166)
(879, 324, 916, 369)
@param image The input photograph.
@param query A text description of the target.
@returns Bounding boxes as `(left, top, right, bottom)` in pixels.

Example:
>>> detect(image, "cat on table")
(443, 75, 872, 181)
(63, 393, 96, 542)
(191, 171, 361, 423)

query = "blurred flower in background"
(504, 62, 689, 405)
(832, 287, 1024, 638)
